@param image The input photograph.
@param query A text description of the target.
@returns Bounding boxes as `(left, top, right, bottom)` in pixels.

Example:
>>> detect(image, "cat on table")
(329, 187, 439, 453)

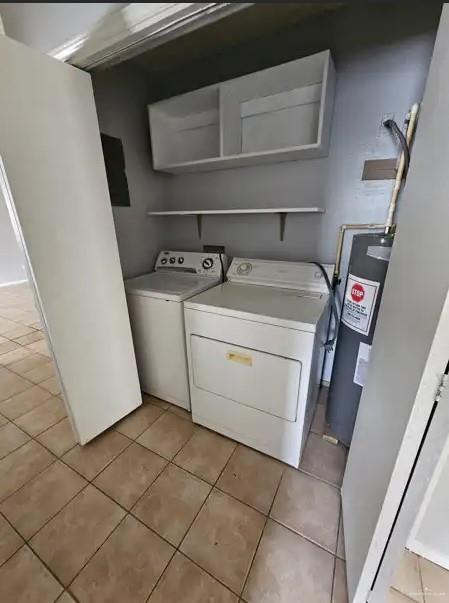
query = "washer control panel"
(155, 250, 223, 276)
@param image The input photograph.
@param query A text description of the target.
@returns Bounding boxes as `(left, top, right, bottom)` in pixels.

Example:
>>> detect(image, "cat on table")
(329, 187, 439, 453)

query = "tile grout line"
(1, 336, 344, 603)
(145, 430, 242, 601)
(240, 464, 286, 601)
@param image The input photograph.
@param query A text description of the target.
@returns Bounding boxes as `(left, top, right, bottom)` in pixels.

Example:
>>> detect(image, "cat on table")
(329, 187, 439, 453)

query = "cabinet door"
(0, 35, 142, 444)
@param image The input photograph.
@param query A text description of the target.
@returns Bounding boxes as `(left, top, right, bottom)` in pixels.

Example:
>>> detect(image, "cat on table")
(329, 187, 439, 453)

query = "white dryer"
(125, 250, 224, 409)
(184, 257, 333, 466)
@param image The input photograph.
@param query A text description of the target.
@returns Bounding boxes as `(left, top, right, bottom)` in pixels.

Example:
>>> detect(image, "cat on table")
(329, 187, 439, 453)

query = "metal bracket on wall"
(278, 212, 287, 241)
(196, 214, 203, 239)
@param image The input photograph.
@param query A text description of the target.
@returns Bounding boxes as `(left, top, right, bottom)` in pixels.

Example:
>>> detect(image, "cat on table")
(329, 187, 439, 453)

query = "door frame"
(369, 297, 449, 602)
(48, 3, 252, 69)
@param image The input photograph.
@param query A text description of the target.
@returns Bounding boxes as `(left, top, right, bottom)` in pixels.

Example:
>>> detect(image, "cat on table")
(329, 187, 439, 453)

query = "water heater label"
(354, 342, 372, 387)
(342, 274, 380, 335)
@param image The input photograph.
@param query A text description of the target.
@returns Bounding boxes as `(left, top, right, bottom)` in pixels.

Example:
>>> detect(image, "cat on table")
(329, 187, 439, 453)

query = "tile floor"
(389, 548, 449, 602)
(0, 282, 351, 602)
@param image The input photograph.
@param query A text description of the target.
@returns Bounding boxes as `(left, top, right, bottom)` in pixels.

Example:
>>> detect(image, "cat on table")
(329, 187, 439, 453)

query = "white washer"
(184, 257, 333, 466)
(125, 250, 224, 409)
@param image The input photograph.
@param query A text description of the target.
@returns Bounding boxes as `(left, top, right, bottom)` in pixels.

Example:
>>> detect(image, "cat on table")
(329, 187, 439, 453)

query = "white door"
(0, 34, 142, 444)
(342, 5, 449, 601)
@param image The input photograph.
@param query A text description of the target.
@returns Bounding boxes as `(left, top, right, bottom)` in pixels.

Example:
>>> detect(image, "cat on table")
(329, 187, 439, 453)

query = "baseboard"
(407, 540, 449, 571)
(0, 279, 27, 288)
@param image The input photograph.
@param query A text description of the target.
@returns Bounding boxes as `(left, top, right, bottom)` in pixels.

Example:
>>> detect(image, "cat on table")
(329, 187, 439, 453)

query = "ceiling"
(129, 3, 343, 77)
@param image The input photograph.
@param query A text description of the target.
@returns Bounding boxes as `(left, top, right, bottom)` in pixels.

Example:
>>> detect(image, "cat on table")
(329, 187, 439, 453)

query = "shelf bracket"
(196, 214, 203, 239)
(278, 212, 287, 241)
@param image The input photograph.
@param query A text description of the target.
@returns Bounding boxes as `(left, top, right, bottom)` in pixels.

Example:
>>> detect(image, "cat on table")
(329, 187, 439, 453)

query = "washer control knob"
(178, 257, 184, 264)
(161, 258, 167, 265)
(237, 262, 252, 275)
(202, 258, 214, 270)
(169, 257, 176, 264)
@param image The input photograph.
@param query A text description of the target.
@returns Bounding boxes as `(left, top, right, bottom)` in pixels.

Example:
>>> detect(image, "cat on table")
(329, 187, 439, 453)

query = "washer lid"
(184, 281, 329, 331)
(125, 271, 221, 302)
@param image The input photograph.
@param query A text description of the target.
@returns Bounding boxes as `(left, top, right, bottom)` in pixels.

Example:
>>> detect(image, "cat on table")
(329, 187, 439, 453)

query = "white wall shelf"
(148, 50, 335, 173)
(147, 207, 324, 240)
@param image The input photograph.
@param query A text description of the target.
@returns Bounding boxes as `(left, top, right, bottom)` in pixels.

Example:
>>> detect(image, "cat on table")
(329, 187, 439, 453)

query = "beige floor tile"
(419, 556, 449, 601)
(388, 589, 417, 602)
(0, 367, 34, 401)
(0, 422, 30, 459)
(0, 546, 63, 603)
(71, 515, 174, 602)
(1, 461, 86, 539)
(145, 395, 171, 410)
(0, 384, 53, 420)
(217, 445, 284, 514)
(300, 432, 347, 486)
(56, 592, 76, 603)
(38, 418, 77, 457)
(30, 485, 125, 586)
(0, 413, 7, 427)
(15, 396, 66, 436)
(133, 464, 211, 546)
(175, 427, 236, 484)
(311, 402, 327, 435)
(392, 550, 424, 602)
(27, 339, 51, 357)
(0, 440, 54, 502)
(0, 317, 19, 336)
(7, 353, 48, 376)
(243, 519, 334, 603)
(94, 443, 167, 509)
(0, 514, 23, 566)
(2, 324, 35, 340)
(337, 512, 345, 559)
(23, 361, 56, 384)
(270, 468, 340, 553)
(0, 346, 33, 366)
(333, 558, 349, 603)
(0, 339, 20, 356)
(63, 430, 130, 480)
(169, 405, 192, 420)
(181, 489, 265, 594)
(40, 375, 62, 395)
(137, 411, 195, 460)
(14, 331, 44, 346)
(149, 552, 238, 603)
(114, 402, 164, 439)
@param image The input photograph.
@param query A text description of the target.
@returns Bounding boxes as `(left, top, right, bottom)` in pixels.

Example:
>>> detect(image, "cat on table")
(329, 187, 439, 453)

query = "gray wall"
(158, 5, 440, 270)
(0, 3, 123, 52)
(152, 4, 440, 381)
(92, 63, 166, 278)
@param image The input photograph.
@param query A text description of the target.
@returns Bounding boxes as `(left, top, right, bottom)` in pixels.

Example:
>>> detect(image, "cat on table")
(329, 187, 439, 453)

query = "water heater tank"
(327, 232, 393, 446)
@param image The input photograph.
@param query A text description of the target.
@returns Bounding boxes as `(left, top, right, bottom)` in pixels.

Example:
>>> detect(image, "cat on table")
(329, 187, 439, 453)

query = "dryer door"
(190, 335, 301, 421)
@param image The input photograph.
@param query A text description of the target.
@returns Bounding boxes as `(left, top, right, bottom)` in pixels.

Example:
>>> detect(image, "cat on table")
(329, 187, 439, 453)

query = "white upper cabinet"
(148, 50, 335, 173)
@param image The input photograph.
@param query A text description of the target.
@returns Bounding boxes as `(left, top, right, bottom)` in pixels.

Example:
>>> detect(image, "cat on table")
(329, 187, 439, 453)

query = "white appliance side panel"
(190, 335, 301, 421)
(127, 295, 190, 409)
(0, 35, 142, 443)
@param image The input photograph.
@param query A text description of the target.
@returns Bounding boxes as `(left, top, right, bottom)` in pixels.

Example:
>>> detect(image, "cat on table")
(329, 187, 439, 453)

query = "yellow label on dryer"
(226, 351, 252, 366)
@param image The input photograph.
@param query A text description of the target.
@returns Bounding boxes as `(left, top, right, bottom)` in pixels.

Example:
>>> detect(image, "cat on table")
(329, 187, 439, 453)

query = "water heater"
(327, 232, 394, 446)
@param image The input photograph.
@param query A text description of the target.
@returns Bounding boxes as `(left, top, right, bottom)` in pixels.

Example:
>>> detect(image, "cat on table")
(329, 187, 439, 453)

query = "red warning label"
(342, 274, 379, 335)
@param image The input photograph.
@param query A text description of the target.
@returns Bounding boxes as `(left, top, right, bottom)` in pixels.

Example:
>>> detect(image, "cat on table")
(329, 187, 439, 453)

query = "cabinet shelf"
(147, 207, 324, 240)
(148, 50, 335, 173)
